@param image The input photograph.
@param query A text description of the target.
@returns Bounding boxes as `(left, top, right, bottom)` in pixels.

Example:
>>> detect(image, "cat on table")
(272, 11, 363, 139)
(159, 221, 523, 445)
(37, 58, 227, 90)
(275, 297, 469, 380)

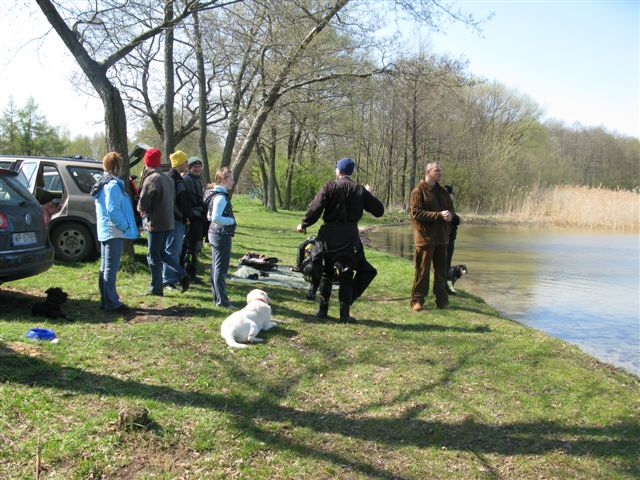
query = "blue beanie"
(336, 157, 355, 175)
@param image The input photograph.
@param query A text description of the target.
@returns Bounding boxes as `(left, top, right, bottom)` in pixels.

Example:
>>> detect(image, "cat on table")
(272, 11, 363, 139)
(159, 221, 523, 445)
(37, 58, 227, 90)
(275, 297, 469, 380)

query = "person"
(444, 184, 461, 294)
(203, 167, 236, 308)
(296, 157, 384, 322)
(182, 157, 207, 282)
(137, 148, 190, 296)
(162, 150, 191, 289)
(90, 152, 139, 311)
(409, 162, 454, 311)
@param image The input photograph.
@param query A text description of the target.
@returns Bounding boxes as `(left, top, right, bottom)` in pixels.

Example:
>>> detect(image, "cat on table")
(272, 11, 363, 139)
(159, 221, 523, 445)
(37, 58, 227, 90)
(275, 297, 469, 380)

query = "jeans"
(147, 230, 186, 293)
(162, 221, 186, 285)
(210, 232, 233, 306)
(99, 238, 124, 310)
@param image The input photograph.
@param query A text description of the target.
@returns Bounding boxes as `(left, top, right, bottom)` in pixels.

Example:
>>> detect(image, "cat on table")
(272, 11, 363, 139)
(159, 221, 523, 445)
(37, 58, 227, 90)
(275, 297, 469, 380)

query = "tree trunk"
(163, 0, 175, 163)
(255, 140, 269, 207)
(267, 124, 277, 212)
(193, 11, 211, 184)
(409, 79, 418, 196)
(284, 114, 303, 210)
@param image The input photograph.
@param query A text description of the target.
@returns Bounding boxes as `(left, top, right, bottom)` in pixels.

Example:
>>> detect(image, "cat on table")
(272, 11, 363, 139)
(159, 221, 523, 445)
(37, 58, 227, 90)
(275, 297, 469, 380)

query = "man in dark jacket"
(409, 162, 454, 311)
(181, 157, 206, 282)
(163, 151, 191, 289)
(296, 157, 384, 322)
(138, 148, 190, 296)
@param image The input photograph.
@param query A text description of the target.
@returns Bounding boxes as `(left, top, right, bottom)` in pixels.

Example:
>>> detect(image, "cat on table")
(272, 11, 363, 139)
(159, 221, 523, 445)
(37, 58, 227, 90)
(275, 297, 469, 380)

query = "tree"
(35, 0, 237, 174)
(0, 97, 67, 155)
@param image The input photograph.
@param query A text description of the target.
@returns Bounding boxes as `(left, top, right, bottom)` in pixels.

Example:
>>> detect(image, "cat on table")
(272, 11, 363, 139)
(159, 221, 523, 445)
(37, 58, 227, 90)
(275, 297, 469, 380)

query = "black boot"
(339, 302, 356, 323)
(316, 301, 329, 319)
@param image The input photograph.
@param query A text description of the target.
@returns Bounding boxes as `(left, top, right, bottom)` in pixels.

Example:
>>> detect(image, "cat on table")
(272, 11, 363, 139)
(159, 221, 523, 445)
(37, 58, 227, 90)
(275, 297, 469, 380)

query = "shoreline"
(365, 213, 640, 232)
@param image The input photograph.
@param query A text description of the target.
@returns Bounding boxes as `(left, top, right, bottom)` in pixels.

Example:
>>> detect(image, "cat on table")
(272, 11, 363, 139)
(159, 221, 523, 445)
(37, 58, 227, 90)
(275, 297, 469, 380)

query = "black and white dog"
(446, 265, 468, 295)
(31, 287, 68, 319)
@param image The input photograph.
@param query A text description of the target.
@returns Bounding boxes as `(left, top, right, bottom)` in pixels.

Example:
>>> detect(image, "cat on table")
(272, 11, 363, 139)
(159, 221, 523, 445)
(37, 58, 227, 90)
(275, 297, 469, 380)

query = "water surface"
(369, 224, 640, 376)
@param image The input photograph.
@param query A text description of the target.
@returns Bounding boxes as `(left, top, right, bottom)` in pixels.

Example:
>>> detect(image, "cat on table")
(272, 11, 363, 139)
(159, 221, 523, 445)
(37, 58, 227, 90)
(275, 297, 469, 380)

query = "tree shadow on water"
(1, 351, 637, 479)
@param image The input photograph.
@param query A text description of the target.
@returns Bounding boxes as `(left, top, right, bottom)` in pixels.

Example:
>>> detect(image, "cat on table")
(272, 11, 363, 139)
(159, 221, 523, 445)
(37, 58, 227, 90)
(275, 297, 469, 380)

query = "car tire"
(51, 223, 93, 262)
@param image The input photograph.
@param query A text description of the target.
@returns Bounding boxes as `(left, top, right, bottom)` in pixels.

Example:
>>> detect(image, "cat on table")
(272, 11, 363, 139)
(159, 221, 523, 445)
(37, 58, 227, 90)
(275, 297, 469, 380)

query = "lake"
(368, 223, 640, 376)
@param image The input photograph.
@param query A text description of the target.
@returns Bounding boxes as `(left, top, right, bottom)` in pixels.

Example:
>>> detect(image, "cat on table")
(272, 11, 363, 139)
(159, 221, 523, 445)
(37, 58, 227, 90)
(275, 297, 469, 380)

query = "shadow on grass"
(0, 288, 217, 324)
(356, 318, 491, 333)
(2, 350, 637, 480)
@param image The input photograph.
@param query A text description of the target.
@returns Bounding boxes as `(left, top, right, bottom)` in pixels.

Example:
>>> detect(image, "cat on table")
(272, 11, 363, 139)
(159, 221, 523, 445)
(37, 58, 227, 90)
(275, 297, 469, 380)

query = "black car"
(0, 168, 54, 283)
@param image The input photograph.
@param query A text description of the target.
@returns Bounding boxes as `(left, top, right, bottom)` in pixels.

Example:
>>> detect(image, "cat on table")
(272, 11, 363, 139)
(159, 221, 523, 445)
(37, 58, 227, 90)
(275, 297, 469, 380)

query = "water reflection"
(369, 224, 640, 376)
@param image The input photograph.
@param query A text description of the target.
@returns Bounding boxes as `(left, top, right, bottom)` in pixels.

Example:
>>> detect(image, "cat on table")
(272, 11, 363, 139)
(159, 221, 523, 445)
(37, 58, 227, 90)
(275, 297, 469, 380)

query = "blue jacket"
(91, 175, 139, 241)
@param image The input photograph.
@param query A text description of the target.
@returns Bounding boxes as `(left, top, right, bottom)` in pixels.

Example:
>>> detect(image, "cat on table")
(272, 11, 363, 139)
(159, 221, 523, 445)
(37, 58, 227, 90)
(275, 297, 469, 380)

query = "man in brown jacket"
(409, 162, 453, 311)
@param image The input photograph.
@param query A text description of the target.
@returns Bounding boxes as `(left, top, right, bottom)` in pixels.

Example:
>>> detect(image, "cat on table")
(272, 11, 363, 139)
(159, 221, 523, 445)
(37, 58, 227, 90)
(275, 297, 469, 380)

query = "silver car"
(0, 155, 104, 261)
(0, 168, 54, 283)
(0, 146, 149, 262)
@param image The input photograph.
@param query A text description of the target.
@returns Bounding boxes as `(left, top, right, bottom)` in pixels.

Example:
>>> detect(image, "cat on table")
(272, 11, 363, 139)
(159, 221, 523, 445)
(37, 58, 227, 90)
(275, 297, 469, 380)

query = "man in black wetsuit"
(296, 157, 384, 322)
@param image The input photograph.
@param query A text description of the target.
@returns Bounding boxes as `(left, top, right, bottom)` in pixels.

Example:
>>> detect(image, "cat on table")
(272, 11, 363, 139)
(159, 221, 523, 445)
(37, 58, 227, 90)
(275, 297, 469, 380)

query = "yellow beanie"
(170, 150, 188, 168)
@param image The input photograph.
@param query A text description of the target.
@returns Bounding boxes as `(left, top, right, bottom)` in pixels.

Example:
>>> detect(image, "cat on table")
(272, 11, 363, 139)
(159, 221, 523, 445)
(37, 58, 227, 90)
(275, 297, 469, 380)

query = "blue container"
(25, 328, 57, 341)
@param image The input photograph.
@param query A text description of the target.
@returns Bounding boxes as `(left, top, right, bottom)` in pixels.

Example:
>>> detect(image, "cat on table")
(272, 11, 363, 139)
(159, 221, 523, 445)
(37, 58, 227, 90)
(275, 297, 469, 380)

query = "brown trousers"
(411, 244, 449, 307)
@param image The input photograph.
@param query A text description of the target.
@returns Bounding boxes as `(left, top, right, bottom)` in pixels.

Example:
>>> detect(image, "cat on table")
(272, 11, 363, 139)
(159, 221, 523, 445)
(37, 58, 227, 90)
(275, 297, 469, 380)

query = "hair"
(425, 162, 440, 176)
(103, 152, 122, 176)
(214, 167, 233, 185)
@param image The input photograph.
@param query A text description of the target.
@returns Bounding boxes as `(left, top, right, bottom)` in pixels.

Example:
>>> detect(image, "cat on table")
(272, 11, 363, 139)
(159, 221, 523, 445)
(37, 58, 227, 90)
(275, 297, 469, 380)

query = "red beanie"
(143, 148, 162, 168)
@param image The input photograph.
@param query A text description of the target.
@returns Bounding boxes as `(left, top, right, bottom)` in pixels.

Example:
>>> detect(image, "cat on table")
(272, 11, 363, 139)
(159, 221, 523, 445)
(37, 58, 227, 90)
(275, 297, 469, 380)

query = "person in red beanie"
(137, 148, 190, 296)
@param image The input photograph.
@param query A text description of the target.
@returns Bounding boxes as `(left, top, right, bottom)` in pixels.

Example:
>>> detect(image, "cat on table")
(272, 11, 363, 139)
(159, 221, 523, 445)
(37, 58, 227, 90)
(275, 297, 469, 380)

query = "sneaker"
(179, 275, 191, 293)
(144, 289, 163, 297)
(411, 303, 423, 312)
(109, 304, 130, 313)
(217, 303, 236, 309)
(164, 283, 179, 291)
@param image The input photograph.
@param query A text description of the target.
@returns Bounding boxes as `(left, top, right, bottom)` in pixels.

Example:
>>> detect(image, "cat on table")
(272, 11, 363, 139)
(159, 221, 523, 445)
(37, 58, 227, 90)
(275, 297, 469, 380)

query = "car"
(0, 145, 149, 262)
(0, 168, 54, 283)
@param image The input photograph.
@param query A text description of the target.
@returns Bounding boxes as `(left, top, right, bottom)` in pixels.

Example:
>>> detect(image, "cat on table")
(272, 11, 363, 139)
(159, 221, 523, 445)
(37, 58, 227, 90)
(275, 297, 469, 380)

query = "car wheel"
(51, 223, 93, 262)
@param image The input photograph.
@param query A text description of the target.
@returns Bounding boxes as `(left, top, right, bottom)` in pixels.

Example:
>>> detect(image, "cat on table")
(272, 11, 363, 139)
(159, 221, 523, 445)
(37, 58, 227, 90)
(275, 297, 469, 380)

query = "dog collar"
(253, 298, 268, 304)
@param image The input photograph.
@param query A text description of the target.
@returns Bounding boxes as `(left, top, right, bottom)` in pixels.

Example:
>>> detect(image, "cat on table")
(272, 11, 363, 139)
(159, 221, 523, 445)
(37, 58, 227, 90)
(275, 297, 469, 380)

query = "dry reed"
(488, 185, 640, 230)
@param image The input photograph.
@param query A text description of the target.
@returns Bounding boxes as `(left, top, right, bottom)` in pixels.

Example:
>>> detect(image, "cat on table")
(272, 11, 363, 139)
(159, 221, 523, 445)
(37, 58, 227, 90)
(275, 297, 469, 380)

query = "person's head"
(214, 167, 234, 190)
(336, 157, 355, 178)
(102, 152, 122, 176)
(188, 157, 203, 176)
(143, 148, 162, 169)
(424, 162, 442, 185)
(170, 150, 188, 173)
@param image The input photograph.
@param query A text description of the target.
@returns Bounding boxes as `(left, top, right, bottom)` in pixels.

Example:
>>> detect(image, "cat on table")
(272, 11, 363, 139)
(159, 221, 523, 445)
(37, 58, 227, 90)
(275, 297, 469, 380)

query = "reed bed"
(479, 185, 640, 231)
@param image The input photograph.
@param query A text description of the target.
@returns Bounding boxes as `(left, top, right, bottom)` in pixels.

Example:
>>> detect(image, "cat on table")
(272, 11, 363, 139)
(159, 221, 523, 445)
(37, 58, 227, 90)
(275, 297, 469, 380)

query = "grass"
(1, 195, 638, 479)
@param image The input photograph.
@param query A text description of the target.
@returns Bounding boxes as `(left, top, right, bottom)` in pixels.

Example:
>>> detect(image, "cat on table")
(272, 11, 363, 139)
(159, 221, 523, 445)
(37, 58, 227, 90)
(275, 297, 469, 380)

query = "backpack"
(239, 253, 280, 271)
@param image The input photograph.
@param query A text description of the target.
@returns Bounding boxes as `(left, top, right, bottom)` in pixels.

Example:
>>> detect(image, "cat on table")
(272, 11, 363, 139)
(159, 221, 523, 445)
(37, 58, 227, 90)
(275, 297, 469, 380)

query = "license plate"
(11, 232, 37, 246)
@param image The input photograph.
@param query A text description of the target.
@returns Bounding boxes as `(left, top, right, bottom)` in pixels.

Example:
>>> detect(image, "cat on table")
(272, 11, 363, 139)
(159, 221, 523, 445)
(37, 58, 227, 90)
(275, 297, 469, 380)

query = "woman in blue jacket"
(91, 152, 139, 312)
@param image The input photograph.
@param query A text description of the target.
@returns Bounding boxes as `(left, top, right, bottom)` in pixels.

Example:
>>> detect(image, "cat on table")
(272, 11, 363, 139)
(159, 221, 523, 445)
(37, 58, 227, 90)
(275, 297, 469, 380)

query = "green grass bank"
(1, 196, 638, 479)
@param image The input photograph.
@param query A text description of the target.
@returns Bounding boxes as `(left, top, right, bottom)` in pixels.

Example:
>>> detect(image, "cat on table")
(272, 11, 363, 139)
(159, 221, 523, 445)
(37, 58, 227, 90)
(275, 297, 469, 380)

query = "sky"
(0, 1, 638, 139)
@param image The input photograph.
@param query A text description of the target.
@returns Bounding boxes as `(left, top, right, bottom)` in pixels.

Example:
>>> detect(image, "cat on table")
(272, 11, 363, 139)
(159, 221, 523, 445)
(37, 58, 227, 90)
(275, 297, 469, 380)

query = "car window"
(68, 166, 103, 194)
(42, 165, 64, 193)
(18, 161, 38, 190)
(0, 176, 36, 205)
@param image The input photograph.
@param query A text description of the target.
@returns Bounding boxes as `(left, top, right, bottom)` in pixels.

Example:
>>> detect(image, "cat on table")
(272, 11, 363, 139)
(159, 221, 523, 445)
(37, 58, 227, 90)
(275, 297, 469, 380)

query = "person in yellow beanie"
(163, 150, 191, 289)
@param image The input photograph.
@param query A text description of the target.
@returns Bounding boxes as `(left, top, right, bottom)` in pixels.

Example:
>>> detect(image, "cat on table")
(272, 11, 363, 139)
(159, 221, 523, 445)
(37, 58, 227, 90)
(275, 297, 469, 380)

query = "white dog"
(220, 289, 277, 348)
